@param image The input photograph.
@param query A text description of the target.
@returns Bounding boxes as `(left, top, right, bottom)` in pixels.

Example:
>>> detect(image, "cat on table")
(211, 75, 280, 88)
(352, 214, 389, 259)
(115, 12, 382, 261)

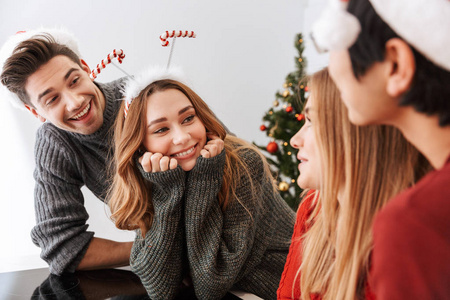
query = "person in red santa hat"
(311, 0, 450, 299)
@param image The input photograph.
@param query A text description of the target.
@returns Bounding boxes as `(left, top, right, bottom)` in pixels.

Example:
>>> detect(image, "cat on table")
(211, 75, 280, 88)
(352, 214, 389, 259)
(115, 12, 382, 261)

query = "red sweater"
(277, 191, 317, 300)
(277, 191, 375, 300)
(370, 156, 450, 299)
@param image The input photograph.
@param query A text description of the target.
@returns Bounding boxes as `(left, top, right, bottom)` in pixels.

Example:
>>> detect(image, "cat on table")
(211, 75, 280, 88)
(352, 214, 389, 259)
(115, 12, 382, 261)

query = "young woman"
(277, 68, 430, 300)
(107, 67, 296, 300)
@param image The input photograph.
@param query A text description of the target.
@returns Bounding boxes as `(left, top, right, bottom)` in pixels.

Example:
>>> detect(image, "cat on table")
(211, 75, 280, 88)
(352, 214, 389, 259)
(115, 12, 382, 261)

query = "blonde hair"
(298, 68, 429, 299)
(107, 79, 276, 233)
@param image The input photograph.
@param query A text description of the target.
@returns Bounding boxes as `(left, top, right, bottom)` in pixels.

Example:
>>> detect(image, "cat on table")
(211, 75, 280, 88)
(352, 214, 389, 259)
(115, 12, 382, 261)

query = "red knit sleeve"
(277, 190, 317, 300)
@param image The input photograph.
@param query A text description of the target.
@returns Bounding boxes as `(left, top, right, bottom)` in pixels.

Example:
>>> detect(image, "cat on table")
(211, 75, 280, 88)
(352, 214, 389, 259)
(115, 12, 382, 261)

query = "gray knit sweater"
(131, 147, 296, 300)
(30, 78, 126, 275)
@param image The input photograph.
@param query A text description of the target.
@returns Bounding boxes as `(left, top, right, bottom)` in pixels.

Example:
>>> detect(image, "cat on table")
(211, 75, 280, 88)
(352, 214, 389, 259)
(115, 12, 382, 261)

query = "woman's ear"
(384, 38, 416, 98)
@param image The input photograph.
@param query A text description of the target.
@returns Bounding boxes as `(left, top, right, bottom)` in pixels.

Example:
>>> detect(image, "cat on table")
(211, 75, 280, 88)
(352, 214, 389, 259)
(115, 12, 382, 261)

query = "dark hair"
(0, 34, 81, 107)
(347, 0, 450, 126)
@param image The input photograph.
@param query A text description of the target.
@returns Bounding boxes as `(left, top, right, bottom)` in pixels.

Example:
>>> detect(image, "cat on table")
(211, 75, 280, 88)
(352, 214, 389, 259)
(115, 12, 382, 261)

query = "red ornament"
(267, 141, 279, 154)
(297, 114, 305, 121)
(304, 86, 309, 92)
(286, 106, 293, 113)
(260, 125, 267, 131)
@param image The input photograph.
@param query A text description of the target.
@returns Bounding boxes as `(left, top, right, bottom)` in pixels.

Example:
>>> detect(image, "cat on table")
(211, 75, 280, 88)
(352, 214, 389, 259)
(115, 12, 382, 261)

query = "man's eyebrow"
(37, 68, 79, 103)
(37, 89, 53, 103)
(64, 68, 78, 80)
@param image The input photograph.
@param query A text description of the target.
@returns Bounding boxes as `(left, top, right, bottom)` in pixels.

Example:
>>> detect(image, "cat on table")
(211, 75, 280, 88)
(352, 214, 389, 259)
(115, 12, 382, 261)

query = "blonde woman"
(108, 67, 295, 300)
(277, 68, 429, 300)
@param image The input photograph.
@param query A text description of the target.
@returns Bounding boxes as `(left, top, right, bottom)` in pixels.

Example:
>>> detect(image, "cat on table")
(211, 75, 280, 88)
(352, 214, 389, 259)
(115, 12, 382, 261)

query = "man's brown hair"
(0, 34, 81, 107)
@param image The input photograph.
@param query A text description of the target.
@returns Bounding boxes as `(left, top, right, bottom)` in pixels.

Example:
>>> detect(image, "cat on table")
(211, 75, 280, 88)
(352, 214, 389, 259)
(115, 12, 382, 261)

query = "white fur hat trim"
(311, 0, 361, 52)
(122, 65, 189, 109)
(311, 0, 450, 71)
(370, 0, 450, 71)
(0, 26, 81, 109)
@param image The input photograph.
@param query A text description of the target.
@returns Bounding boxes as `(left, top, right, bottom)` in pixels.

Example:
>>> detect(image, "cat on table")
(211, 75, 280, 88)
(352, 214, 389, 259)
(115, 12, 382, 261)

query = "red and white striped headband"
(0, 27, 126, 109)
(123, 30, 196, 118)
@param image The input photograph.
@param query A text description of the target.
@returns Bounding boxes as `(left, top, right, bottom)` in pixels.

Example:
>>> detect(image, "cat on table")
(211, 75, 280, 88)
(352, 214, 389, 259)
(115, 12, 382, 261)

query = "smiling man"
(0, 29, 132, 275)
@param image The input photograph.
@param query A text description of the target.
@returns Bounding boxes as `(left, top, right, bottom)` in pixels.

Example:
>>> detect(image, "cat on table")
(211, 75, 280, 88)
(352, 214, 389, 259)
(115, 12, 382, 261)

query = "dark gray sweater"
(30, 78, 126, 275)
(131, 148, 296, 300)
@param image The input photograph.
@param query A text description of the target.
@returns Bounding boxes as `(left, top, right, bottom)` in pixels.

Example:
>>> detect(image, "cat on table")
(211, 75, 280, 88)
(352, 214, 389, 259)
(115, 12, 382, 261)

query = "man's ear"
(25, 104, 46, 123)
(80, 59, 92, 78)
(385, 38, 416, 98)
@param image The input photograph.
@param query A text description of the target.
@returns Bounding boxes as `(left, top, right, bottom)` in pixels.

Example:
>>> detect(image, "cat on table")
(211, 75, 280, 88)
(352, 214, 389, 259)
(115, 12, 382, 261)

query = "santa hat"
(311, 0, 450, 71)
(122, 65, 190, 117)
(0, 27, 81, 110)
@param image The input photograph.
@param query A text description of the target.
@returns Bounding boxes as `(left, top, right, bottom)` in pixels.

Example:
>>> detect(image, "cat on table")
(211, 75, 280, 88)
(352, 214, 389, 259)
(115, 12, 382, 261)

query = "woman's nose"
(172, 127, 190, 145)
(290, 127, 304, 149)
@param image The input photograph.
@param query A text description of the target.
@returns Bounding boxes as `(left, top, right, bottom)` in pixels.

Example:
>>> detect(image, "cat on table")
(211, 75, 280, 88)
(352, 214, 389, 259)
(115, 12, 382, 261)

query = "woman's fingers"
(169, 158, 178, 170)
(202, 135, 224, 158)
(139, 152, 153, 173)
(150, 153, 163, 173)
(139, 152, 178, 173)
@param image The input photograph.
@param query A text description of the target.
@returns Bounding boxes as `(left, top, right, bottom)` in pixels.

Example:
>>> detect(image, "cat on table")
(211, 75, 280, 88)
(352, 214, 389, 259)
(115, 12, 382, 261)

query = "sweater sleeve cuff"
(136, 160, 186, 187)
(190, 149, 226, 179)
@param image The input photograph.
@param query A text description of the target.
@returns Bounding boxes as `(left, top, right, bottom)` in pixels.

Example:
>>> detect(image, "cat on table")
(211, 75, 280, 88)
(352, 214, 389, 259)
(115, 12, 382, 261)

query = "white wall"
(0, 0, 328, 272)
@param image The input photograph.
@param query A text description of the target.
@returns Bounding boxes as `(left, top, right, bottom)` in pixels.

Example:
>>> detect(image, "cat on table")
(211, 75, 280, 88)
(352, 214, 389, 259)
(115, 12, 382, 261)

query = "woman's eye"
(305, 116, 312, 127)
(154, 127, 169, 134)
(183, 115, 195, 123)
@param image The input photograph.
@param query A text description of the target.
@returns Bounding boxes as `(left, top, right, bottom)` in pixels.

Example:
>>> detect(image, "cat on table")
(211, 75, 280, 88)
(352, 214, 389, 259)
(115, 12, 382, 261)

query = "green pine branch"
(254, 33, 308, 211)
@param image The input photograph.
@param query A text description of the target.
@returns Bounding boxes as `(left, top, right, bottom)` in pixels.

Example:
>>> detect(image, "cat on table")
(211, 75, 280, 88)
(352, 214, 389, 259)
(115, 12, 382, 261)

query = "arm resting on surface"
(76, 237, 133, 271)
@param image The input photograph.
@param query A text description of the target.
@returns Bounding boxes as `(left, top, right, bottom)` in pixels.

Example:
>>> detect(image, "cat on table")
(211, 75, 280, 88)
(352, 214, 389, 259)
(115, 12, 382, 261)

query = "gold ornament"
(273, 100, 279, 107)
(283, 83, 288, 88)
(283, 142, 288, 146)
(287, 151, 292, 155)
(291, 179, 296, 183)
(282, 90, 290, 97)
(299, 39, 303, 43)
(278, 181, 289, 192)
(298, 58, 303, 62)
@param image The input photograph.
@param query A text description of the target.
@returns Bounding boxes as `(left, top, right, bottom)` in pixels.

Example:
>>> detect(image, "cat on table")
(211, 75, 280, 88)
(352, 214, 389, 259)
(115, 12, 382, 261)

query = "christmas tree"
(255, 33, 307, 211)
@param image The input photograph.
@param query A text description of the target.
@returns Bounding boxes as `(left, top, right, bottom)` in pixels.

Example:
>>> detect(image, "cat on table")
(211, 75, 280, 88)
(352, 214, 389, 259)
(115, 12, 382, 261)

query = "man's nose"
(65, 91, 85, 111)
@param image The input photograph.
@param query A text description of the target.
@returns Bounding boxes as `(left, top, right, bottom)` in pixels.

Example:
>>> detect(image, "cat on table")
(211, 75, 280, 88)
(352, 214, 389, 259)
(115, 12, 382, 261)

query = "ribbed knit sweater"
(30, 78, 126, 275)
(131, 147, 296, 300)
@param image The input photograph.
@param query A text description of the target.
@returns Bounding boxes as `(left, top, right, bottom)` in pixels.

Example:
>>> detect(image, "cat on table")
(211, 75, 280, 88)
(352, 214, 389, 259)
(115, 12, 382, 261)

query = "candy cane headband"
(0, 27, 126, 110)
(311, 0, 450, 71)
(122, 30, 196, 117)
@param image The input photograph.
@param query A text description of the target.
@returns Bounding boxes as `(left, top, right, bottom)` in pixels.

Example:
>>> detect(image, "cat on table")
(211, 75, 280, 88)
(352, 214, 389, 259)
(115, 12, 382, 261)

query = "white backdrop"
(0, 0, 328, 272)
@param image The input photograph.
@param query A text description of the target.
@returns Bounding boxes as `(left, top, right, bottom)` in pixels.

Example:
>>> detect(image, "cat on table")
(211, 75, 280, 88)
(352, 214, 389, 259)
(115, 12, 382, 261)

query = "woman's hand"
(139, 152, 178, 173)
(200, 134, 224, 158)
